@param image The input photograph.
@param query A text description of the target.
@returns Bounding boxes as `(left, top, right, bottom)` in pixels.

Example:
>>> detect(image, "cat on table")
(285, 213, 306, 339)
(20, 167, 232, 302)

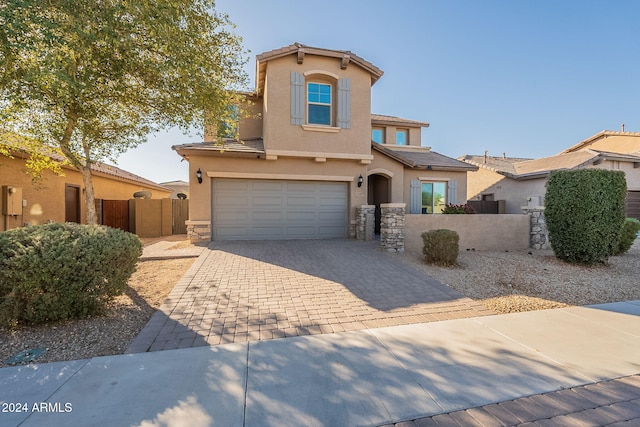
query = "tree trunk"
(80, 164, 98, 225)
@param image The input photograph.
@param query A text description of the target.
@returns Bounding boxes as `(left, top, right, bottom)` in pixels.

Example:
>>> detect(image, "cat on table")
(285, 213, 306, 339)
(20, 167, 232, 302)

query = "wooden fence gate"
(101, 200, 130, 232)
(172, 199, 189, 235)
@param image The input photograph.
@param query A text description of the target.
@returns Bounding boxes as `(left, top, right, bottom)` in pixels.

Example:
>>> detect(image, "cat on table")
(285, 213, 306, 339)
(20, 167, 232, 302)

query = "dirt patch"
(0, 258, 194, 368)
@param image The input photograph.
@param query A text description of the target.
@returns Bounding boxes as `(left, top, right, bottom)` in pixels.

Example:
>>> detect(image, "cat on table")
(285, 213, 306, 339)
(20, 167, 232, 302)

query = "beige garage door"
(212, 179, 348, 240)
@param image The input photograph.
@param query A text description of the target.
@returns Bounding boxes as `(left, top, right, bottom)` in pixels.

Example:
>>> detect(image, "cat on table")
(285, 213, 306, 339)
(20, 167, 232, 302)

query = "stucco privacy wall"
(404, 214, 530, 253)
(1, 155, 171, 231)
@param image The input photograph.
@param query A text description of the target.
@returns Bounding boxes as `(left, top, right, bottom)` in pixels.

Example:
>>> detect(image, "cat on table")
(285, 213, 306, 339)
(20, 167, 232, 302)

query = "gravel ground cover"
(396, 239, 640, 314)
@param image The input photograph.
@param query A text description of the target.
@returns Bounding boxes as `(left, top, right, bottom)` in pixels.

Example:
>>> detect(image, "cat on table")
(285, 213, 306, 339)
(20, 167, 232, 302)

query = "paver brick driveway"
(127, 240, 493, 353)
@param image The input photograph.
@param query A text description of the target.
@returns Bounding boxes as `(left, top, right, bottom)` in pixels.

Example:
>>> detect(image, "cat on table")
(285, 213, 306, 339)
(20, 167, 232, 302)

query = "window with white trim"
(421, 182, 447, 214)
(307, 82, 332, 125)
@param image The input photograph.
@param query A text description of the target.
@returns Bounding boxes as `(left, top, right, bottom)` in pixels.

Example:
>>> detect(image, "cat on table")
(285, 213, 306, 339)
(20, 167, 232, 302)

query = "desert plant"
(421, 229, 459, 266)
(0, 223, 142, 326)
(442, 203, 476, 214)
(614, 218, 640, 255)
(545, 169, 626, 265)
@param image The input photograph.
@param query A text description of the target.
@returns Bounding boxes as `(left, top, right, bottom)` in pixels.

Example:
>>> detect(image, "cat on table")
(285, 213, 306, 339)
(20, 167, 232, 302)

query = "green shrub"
(614, 218, 640, 255)
(0, 223, 142, 326)
(442, 203, 476, 214)
(421, 229, 459, 266)
(545, 169, 626, 265)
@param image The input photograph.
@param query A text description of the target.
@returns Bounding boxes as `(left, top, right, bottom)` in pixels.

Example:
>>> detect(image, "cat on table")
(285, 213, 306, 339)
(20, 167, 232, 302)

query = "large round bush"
(0, 223, 142, 326)
(545, 169, 626, 264)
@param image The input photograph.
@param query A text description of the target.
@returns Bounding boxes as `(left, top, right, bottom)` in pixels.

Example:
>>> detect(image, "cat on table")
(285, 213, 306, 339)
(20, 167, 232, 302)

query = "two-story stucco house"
(173, 43, 477, 241)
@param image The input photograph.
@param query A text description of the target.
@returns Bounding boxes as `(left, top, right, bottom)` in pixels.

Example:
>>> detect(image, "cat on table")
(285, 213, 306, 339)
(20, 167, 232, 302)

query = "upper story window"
(372, 127, 384, 143)
(307, 82, 332, 126)
(291, 71, 351, 129)
(396, 129, 408, 145)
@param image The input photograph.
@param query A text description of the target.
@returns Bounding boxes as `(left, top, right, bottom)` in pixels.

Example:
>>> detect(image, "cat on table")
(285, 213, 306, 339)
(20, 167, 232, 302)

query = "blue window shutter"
(337, 78, 351, 128)
(448, 180, 458, 205)
(410, 180, 421, 214)
(290, 71, 304, 125)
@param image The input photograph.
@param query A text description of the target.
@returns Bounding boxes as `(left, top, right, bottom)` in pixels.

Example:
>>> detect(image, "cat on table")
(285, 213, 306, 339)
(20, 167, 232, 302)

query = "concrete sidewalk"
(1, 301, 639, 427)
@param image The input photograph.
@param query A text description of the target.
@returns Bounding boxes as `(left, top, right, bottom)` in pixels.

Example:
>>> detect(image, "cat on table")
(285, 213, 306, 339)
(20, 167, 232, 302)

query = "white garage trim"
(207, 171, 354, 182)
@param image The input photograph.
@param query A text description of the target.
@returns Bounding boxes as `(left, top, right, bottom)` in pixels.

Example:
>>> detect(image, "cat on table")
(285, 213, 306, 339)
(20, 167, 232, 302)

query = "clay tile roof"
(89, 163, 173, 191)
(459, 155, 533, 175)
(460, 149, 640, 180)
(560, 130, 640, 154)
(371, 114, 430, 128)
(373, 144, 477, 171)
(256, 42, 384, 94)
(172, 138, 265, 155)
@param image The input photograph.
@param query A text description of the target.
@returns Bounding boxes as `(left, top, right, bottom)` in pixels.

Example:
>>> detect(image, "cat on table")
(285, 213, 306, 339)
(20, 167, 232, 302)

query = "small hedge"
(545, 169, 626, 265)
(0, 223, 142, 326)
(442, 203, 476, 214)
(614, 218, 640, 255)
(421, 229, 459, 266)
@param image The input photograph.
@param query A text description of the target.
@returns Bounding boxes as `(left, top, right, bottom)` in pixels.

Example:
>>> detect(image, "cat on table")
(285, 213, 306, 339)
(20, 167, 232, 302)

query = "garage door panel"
(217, 211, 250, 221)
(286, 197, 316, 207)
(253, 181, 284, 191)
(212, 178, 347, 240)
(252, 211, 284, 221)
(253, 196, 283, 206)
(252, 227, 286, 237)
(318, 211, 347, 221)
(216, 227, 250, 238)
(216, 195, 249, 207)
(286, 211, 316, 221)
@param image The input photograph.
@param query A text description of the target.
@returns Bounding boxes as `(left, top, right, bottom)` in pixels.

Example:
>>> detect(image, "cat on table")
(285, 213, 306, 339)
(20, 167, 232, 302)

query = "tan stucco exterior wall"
(262, 54, 373, 157)
(0, 155, 170, 231)
(367, 153, 406, 203)
(405, 214, 530, 253)
(585, 160, 640, 191)
(466, 167, 546, 214)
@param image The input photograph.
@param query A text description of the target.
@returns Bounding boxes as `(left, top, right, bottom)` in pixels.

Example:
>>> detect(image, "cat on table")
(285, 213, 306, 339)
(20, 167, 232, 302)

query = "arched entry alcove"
(367, 173, 390, 234)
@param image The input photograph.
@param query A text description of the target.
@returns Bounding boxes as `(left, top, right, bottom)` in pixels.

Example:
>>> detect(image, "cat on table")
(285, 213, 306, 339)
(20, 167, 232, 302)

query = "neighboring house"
(160, 180, 190, 199)
(1, 149, 172, 232)
(173, 43, 476, 241)
(461, 130, 640, 219)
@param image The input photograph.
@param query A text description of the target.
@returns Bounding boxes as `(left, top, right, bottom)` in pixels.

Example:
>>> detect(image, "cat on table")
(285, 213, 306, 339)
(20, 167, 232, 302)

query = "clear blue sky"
(116, 0, 640, 183)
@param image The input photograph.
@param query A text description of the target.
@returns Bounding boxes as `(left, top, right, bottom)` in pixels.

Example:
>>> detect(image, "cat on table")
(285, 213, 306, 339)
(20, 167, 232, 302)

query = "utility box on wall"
(2, 186, 23, 216)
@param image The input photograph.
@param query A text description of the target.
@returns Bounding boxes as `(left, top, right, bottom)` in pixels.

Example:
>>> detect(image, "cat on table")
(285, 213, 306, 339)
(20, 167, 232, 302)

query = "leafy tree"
(0, 0, 247, 224)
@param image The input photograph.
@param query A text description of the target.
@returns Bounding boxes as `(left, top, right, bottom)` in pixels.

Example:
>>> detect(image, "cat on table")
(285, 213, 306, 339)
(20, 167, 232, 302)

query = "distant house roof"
(560, 130, 640, 154)
(255, 42, 384, 94)
(373, 144, 478, 172)
(89, 162, 172, 192)
(371, 114, 429, 128)
(461, 150, 640, 180)
(160, 180, 189, 187)
(4, 144, 170, 192)
(172, 138, 266, 159)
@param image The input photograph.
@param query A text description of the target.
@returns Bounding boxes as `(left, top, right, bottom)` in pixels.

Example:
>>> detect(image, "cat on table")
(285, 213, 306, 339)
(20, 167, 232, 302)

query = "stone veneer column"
(356, 205, 375, 241)
(521, 207, 551, 250)
(185, 220, 211, 242)
(380, 203, 405, 252)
